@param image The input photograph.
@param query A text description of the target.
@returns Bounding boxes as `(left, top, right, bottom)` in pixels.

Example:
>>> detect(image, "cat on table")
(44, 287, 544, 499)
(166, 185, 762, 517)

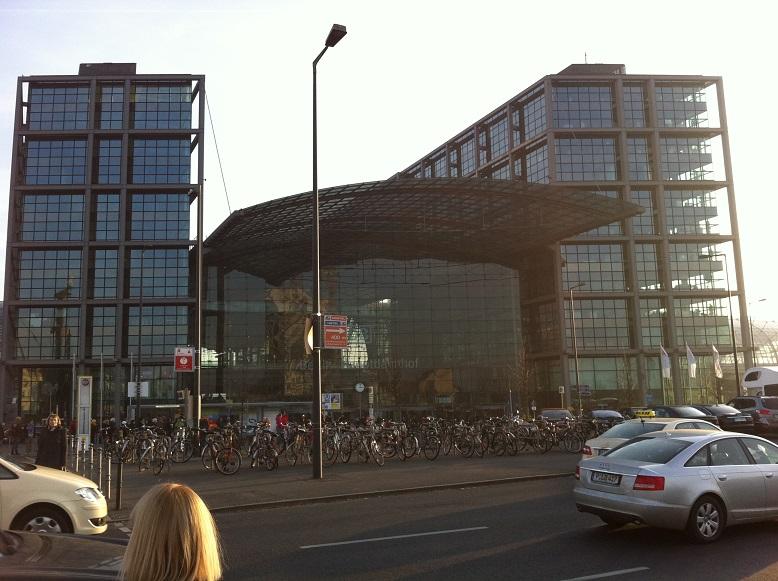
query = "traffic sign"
(175, 347, 194, 372)
(355, 382, 365, 393)
(323, 314, 348, 349)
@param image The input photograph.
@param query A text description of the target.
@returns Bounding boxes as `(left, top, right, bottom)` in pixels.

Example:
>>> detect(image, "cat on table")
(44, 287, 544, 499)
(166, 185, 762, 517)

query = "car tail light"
(582, 445, 592, 456)
(575, 466, 580, 480)
(758, 409, 771, 415)
(633, 475, 665, 491)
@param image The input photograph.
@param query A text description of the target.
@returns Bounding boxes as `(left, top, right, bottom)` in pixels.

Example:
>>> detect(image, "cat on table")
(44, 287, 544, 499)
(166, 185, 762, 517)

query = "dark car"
(692, 404, 755, 433)
(584, 409, 624, 426)
(649, 405, 718, 425)
(727, 396, 778, 433)
(539, 408, 574, 423)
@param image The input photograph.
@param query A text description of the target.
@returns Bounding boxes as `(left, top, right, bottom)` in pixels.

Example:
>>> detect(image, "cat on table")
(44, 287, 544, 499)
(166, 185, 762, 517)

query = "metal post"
(721, 254, 741, 393)
(89, 444, 94, 481)
(75, 439, 80, 474)
(97, 447, 103, 492)
(99, 353, 104, 442)
(570, 282, 585, 414)
(136, 251, 144, 423)
(196, 185, 203, 430)
(71, 353, 76, 427)
(106, 452, 112, 500)
(115, 460, 122, 510)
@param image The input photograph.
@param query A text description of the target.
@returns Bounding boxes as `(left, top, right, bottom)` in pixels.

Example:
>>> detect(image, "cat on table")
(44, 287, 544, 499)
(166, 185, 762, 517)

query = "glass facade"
(99, 84, 124, 129)
(555, 138, 618, 181)
(130, 193, 190, 240)
(93, 193, 120, 241)
(127, 305, 189, 358)
(88, 306, 116, 357)
(128, 248, 189, 298)
(131, 84, 191, 129)
(130, 139, 191, 184)
(18, 249, 81, 300)
(24, 140, 87, 185)
(91, 249, 118, 299)
(14, 306, 80, 359)
(95, 139, 122, 184)
(28, 86, 89, 130)
(20, 194, 84, 241)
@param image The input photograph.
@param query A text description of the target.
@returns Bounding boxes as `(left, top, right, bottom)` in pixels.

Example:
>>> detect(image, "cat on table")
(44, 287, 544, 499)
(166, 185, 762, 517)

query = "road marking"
(300, 526, 488, 549)
(560, 567, 650, 581)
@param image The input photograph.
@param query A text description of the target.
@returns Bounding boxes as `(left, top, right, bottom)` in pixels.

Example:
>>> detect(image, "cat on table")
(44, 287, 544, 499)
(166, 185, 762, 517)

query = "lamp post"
(700, 252, 740, 393)
(569, 282, 586, 414)
(749, 298, 766, 367)
(136, 249, 147, 424)
(312, 23, 347, 480)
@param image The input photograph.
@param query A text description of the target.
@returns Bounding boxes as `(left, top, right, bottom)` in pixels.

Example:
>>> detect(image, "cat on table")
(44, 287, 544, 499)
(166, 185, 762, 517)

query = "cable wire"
(204, 89, 232, 214)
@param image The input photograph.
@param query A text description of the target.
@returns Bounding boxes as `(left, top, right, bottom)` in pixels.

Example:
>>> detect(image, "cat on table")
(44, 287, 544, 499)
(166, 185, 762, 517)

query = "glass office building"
(1, 64, 204, 422)
(400, 64, 750, 407)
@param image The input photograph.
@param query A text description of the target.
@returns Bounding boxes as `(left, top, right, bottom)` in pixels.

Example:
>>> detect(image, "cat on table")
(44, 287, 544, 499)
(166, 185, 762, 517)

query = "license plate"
(734, 417, 746, 422)
(591, 471, 621, 485)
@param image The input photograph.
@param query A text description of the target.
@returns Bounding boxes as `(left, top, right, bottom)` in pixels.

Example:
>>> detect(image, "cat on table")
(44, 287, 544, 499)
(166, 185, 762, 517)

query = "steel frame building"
(1, 63, 204, 423)
(400, 63, 750, 405)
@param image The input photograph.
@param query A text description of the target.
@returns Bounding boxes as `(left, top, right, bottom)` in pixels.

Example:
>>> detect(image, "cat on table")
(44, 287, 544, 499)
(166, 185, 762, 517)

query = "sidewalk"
(2, 444, 578, 522)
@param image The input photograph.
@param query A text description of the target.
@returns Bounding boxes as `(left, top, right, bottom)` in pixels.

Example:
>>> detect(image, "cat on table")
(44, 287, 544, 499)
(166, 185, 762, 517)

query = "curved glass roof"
(205, 178, 643, 283)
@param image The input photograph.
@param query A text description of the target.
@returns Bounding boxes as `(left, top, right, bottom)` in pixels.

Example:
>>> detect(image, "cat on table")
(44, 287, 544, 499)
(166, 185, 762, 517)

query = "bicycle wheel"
(263, 448, 279, 471)
(506, 434, 519, 456)
(401, 435, 418, 460)
(171, 439, 193, 463)
(285, 442, 299, 466)
(339, 435, 353, 463)
(492, 433, 507, 457)
(201, 444, 219, 471)
(562, 433, 583, 453)
(215, 447, 241, 475)
(456, 434, 474, 458)
(153, 446, 169, 476)
(371, 441, 385, 466)
(423, 436, 441, 461)
(324, 438, 338, 465)
(441, 433, 452, 456)
(138, 448, 152, 472)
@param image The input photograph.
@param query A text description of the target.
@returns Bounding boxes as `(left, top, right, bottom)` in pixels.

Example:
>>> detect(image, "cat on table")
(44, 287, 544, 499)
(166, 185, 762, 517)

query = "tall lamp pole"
(749, 298, 766, 367)
(312, 23, 347, 480)
(569, 282, 586, 414)
(701, 252, 740, 394)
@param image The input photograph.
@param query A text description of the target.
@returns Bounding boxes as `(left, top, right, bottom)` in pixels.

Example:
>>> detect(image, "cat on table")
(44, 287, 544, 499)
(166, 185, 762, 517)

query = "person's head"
(47, 414, 61, 429)
(121, 483, 222, 581)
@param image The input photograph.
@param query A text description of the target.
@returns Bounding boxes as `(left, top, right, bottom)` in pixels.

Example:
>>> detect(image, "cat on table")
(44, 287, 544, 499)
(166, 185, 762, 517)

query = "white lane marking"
(300, 526, 488, 549)
(560, 567, 650, 581)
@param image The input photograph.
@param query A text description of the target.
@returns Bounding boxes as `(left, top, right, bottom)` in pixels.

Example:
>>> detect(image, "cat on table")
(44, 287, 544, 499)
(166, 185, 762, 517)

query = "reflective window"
(128, 248, 189, 298)
(627, 137, 652, 181)
(28, 85, 89, 130)
(526, 145, 549, 184)
(89, 306, 116, 357)
(655, 84, 709, 128)
(18, 249, 81, 300)
(92, 249, 118, 299)
(130, 139, 190, 184)
(553, 85, 613, 128)
(670, 243, 730, 291)
(459, 136, 476, 176)
(574, 191, 622, 237)
(555, 138, 618, 181)
(131, 84, 192, 129)
(15, 307, 80, 359)
(673, 298, 732, 346)
(742, 438, 778, 464)
(566, 299, 631, 349)
(522, 92, 547, 141)
(631, 190, 658, 235)
(635, 243, 661, 291)
(524, 301, 559, 354)
(561, 244, 626, 292)
(95, 139, 122, 184)
(487, 115, 508, 159)
(130, 193, 190, 240)
(24, 140, 87, 185)
(640, 298, 666, 348)
(665, 189, 729, 235)
(569, 356, 637, 391)
(709, 438, 750, 466)
(20, 194, 83, 241)
(99, 84, 124, 129)
(93, 193, 120, 241)
(622, 84, 646, 128)
(127, 305, 189, 358)
(660, 137, 713, 181)
(490, 163, 510, 180)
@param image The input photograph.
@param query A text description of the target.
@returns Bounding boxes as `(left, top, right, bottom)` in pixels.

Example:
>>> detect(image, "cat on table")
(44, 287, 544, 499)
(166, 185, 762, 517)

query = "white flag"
(712, 345, 723, 379)
(686, 343, 697, 379)
(660, 345, 671, 379)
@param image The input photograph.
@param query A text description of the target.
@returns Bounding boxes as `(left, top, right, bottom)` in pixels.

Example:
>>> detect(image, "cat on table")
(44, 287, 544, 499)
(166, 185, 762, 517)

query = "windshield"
(600, 422, 664, 439)
(669, 406, 707, 417)
(605, 437, 692, 464)
(762, 398, 778, 410)
(542, 410, 572, 419)
(706, 405, 741, 415)
(0, 455, 35, 471)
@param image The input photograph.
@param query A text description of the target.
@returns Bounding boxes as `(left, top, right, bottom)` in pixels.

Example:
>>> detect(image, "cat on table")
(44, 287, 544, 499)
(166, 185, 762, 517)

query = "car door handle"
(717, 475, 728, 481)
(766, 473, 774, 478)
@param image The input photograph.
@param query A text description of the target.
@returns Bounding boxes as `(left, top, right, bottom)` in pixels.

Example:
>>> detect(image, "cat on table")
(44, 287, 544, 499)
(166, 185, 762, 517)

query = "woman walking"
(36, 414, 67, 470)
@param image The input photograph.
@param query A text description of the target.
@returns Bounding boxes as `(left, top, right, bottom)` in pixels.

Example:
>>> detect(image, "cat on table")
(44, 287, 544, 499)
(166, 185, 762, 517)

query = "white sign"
(558, 385, 565, 395)
(127, 381, 150, 398)
(77, 376, 92, 447)
(355, 382, 365, 393)
(175, 346, 194, 372)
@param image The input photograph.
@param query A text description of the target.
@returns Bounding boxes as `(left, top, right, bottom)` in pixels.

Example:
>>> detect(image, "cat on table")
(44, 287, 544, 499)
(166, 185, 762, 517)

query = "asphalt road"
(210, 477, 778, 581)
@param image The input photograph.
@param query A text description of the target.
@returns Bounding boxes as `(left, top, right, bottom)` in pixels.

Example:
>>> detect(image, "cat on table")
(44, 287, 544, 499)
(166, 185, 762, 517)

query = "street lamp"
(749, 298, 766, 366)
(700, 251, 740, 393)
(569, 282, 586, 414)
(312, 23, 347, 480)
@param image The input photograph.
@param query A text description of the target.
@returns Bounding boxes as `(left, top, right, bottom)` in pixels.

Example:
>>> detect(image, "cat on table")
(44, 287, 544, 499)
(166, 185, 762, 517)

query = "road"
(207, 477, 778, 581)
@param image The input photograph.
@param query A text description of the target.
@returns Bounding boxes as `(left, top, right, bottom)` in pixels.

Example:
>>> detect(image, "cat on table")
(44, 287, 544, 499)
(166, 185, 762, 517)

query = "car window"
(730, 398, 756, 410)
(694, 422, 720, 430)
(601, 422, 664, 438)
(653, 408, 669, 417)
(685, 445, 710, 467)
(676, 422, 695, 429)
(671, 406, 707, 417)
(741, 438, 778, 465)
(709, 438, 752, 466)
(605, 437, 692, 464)
(0, 463, 16, 479)
(709, 405, 740, 415)
(761, 399, 778, 410)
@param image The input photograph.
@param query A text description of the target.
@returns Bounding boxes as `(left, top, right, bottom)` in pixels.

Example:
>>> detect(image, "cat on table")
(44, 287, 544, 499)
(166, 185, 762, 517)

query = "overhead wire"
(204, 89, 232, 214)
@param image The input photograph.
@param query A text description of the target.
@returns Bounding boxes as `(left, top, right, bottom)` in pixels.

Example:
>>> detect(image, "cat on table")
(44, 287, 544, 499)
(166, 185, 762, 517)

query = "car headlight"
(75, 487, 102, 502)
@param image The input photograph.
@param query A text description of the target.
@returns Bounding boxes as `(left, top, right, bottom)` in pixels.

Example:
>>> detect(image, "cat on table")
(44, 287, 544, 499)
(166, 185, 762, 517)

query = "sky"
(1, 0, 776, 320)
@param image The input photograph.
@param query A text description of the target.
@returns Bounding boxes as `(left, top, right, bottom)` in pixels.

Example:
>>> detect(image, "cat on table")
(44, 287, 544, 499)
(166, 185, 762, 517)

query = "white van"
(742, 366, 778, 396)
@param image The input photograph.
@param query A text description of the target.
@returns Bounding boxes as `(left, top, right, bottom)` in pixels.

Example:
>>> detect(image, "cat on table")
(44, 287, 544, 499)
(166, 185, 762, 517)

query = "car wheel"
(686, 495, 725, 543)
(13, 506, 73, 534)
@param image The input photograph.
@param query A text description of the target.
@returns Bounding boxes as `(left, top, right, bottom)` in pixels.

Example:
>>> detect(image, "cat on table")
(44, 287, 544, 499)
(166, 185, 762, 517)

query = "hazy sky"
(1, 0, 775, 319)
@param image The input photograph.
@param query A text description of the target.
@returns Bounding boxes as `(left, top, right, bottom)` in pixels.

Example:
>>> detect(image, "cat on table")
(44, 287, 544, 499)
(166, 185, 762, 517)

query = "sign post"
(174, 347, 194, 372)
(77, 376, 93, 448)
(558, 385, 565, 409)
(355, 383, 365, 419)
(322, 314, 348, 349)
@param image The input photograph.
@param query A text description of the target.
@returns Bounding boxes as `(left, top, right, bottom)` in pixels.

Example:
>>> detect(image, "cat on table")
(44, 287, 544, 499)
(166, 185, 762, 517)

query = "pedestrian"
(275, 409, 288, 438)
(10, 417, 25, 455)
(120, 482, 222, 581)
(36, 414, 67, 470)
(25, 419, 35, 455)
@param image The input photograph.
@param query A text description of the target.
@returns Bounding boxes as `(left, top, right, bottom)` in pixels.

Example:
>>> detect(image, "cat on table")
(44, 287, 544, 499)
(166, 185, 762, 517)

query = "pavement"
(2, 442, 578, 522)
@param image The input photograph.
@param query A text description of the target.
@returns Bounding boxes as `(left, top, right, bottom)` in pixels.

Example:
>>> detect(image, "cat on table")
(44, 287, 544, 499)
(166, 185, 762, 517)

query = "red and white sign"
(175, 346, 194, 372)
(323, 314, 348, 349)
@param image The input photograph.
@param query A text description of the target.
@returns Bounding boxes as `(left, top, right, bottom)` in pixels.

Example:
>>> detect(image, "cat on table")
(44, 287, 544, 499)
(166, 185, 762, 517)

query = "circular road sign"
(355, 382, 365, 393)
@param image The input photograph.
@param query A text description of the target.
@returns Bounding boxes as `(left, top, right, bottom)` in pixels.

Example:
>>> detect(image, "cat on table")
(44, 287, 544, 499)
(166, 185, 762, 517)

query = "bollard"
(115, 460, 123, 511)
(89, 445, 94, 481)
(75, 440, 80, 474)
(106, 453, 112, 501)
(98, 448, 103, 492)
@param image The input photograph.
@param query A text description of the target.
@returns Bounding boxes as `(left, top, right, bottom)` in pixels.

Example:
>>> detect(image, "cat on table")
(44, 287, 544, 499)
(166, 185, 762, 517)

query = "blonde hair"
(47, 414, 61, 428)
(121, 483, 222, 581)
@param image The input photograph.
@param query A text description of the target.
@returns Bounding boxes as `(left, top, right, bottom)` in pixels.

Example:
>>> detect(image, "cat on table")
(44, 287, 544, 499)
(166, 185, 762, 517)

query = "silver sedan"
(574, 430, 778, 542)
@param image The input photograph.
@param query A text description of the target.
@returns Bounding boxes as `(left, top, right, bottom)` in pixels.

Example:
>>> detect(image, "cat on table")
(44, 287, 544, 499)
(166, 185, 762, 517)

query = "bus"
(742, 366, 778, 396)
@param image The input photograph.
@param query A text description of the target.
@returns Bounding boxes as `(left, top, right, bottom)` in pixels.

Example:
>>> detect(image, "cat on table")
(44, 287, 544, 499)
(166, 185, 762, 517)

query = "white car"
(0, 454, 107, 535)
(581, 418, 720, 460)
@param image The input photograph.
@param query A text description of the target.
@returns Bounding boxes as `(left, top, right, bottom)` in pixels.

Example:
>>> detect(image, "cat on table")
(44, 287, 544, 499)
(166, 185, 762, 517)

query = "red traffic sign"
(323, 314, 348, 349)
(174, 347, 194, 372)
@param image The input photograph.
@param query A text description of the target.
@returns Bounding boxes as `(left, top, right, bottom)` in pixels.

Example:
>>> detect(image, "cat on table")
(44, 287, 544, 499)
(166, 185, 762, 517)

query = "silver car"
(574, 430, 778, 542)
